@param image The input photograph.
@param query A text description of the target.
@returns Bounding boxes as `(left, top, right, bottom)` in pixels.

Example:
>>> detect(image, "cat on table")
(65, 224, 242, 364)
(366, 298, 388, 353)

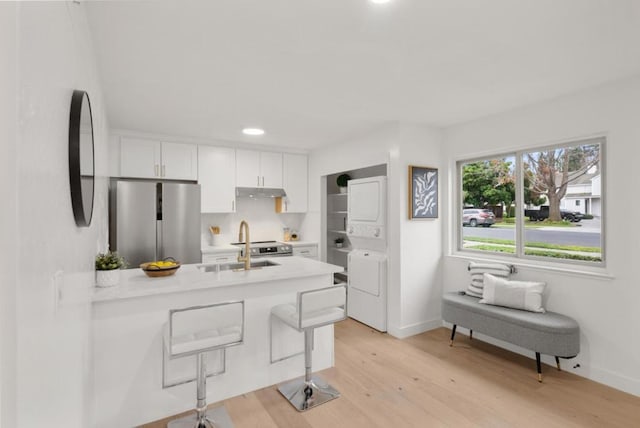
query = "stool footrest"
(277, 375, 340, 412)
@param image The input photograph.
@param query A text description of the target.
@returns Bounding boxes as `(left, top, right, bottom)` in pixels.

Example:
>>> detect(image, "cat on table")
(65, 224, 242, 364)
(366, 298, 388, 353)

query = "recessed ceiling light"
(370, 0, 391, 4)
(242, 128, 265, 136)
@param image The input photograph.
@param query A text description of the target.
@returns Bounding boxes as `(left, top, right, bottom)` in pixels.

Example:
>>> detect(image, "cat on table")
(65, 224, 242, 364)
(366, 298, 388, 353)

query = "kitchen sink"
(198, 259, 280, 273)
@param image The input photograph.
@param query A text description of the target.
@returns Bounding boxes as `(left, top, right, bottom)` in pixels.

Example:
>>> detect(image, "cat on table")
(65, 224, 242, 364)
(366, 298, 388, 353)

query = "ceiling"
(86, 0, 640, 150)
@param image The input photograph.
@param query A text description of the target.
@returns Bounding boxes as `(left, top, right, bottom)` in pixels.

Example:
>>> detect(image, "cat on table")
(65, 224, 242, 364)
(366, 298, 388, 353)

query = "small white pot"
(339, 186, 347, 194)
(336, 242, 343, 248)
(96, 269, 120, 287)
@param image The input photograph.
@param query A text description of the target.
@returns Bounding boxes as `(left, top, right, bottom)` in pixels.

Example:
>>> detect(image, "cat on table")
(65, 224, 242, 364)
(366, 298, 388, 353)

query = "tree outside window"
(458, 137, 604, 265)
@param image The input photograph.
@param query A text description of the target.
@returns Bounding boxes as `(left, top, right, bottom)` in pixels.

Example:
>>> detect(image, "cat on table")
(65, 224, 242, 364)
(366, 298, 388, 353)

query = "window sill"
(448, 252, 615, 280)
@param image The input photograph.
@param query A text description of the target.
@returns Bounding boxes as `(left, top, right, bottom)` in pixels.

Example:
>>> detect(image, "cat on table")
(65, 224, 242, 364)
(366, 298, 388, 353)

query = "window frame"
(456, 136, 606, 268)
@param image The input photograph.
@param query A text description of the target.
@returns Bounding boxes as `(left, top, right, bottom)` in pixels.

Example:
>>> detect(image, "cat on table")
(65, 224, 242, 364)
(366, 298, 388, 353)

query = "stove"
(231, 240, 293, 258)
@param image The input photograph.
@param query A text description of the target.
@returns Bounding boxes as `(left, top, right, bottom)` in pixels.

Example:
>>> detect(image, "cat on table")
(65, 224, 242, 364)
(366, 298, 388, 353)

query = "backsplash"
(201, 197, 304, 246)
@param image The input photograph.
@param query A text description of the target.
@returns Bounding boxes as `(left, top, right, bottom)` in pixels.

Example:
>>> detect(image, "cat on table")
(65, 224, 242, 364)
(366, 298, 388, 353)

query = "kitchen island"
(92, 256, 343, 428)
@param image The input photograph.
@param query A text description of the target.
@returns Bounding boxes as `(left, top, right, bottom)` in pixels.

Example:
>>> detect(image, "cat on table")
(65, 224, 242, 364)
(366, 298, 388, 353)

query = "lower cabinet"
(202, 251, 239, 264)
(292, 243, 318, 260)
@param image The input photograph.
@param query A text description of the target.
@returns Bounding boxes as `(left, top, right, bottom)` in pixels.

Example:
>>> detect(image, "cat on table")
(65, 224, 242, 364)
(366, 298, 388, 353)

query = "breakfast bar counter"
(92, 255, 342, 303)
(91, 257, 343, 428)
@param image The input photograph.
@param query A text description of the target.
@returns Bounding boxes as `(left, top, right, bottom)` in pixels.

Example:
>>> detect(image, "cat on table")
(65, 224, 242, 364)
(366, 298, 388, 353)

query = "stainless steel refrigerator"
(109, 179, 201, 267)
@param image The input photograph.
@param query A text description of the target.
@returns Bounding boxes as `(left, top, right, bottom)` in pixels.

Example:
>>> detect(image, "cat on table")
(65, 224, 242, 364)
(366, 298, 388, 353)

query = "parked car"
(524, 206, 584, 222)
(462, 209, 495, 227)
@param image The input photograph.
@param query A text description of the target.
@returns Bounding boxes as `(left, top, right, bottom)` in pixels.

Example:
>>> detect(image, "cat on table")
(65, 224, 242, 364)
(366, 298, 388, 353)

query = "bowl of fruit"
(140, 258, 181, 278)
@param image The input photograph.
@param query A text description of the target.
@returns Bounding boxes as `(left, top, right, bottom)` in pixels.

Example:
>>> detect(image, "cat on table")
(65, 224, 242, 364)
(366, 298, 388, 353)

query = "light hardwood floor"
(141, 319, 640, 427)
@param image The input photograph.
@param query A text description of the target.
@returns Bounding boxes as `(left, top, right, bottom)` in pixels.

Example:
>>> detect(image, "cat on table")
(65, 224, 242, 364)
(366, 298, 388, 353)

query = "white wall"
(442, 74, 640, 395)
(13, 2, 110, 427)
(307, 123, 443, 338)
(0, 4, 18, 427)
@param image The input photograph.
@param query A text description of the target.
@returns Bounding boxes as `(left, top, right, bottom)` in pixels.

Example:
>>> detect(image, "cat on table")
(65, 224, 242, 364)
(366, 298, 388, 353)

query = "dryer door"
(348, 250, 385, 297)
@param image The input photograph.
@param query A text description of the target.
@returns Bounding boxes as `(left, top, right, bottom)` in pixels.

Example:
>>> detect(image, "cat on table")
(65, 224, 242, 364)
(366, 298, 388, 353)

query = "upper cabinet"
(120, 137, 160, 179)
(277, 153, 308, 213)
(161, 142, 198, 180)
(198, 145, 236, 213)
(236, 149, 283, 188)
(120, 137, 197, 180)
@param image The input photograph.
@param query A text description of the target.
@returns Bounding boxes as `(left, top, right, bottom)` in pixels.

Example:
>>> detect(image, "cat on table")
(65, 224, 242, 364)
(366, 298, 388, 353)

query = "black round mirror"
(69, 89, 95, 227)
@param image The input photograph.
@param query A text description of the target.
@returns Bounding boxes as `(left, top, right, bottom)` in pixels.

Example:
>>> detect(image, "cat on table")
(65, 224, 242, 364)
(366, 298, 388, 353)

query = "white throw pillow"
(479, 273, 546, 313)
(466, 262, 512, 297)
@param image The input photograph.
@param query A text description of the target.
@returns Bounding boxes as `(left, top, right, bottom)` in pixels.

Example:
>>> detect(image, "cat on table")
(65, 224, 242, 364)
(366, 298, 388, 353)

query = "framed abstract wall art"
(408, 165, 438, 219)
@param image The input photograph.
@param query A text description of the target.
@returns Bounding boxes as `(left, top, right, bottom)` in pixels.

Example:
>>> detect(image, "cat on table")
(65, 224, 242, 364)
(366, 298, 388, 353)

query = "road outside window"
(458, 137, 604, 265)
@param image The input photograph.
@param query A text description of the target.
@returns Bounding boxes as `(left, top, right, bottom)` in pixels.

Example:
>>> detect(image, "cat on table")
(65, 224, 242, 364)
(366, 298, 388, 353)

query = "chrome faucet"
(237, 220, 251, 270)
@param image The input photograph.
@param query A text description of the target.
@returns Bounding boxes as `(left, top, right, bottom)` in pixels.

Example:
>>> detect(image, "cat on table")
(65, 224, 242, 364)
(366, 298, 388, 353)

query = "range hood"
(236, 187, 287, 199)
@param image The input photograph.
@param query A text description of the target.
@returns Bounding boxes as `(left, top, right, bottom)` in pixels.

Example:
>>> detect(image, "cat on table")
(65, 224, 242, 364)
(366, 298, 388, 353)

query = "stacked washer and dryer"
(346, 176, 388, 332)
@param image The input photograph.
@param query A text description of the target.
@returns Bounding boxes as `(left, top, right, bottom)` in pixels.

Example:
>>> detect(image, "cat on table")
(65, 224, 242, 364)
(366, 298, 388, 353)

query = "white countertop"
(92, 256, 342, 303)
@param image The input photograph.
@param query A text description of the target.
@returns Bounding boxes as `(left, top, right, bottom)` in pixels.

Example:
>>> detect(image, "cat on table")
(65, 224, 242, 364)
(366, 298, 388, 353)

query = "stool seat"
(164, 301, 244, 428)
(272, 303, 345, 331)
(164, 325, 242, 357)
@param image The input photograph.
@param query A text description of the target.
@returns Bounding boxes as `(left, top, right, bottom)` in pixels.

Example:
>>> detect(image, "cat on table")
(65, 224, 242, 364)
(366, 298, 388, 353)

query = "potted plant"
(95, 251, 126, 287)
(334, 237, 345, 248)
(336, 173, 351, 193)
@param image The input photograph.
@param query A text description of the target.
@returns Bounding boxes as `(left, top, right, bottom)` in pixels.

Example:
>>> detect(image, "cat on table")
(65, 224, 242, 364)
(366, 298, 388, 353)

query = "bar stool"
(271, 284, 347, 411)
(163, 300, 244, 428)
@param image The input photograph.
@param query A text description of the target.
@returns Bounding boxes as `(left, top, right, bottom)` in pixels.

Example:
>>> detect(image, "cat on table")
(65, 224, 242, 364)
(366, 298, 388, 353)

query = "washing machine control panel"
(347, 223, 385, 240)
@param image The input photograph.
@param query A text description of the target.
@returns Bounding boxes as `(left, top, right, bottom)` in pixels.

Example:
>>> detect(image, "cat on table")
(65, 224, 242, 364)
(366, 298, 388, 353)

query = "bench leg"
(555, 356, 561, 371)
(536, 352, 542, 382)
(449, 325, 457, 346)
(469, 330, 473, 340)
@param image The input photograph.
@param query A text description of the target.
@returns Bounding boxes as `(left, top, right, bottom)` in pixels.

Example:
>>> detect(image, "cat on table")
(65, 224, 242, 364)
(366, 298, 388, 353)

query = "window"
(458, 137, 604, 265)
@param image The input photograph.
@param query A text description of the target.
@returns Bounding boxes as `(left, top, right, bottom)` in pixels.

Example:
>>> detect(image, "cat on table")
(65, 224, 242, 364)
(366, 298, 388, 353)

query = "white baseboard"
(441, 321, 640, 397)
(387, 318, 441, 339)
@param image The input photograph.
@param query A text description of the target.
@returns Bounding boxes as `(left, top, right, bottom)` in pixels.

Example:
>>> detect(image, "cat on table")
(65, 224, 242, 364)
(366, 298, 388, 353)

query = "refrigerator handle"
(156, 220, 162, 260)
(156, 183, 162, 261)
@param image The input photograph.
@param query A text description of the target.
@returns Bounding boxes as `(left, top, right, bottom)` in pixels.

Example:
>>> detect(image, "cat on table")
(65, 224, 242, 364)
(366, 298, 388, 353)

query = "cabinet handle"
(284, 200, 288, 211)
(155, 165, 159, 177)
(262, 176, 264, 186)
(232, 200, 235, 211)
(162, 165, 166, 177)
(257, 176, 260, 186)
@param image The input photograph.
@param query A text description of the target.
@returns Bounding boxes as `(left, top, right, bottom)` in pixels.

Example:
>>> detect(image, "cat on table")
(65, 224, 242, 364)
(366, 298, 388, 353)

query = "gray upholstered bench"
(442, 292, 580, 382)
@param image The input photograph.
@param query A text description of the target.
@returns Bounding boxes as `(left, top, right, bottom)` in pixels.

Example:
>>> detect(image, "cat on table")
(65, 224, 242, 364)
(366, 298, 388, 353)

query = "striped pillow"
(466, 262, 512, 297)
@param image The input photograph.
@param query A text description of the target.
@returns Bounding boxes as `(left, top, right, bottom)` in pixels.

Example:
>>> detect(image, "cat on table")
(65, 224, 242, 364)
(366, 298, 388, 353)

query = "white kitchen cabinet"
(260, 151, 283, 188)
(236, 149, 282, 188)
(198, 146, 236, 213)
(120, 137, 197, 180)
(292, 243, 318, 260)
(120, 137, 161, 179)
(202, 251, 239, 264)
(161, 142, 197, 180)
(277, 153, 307, 213)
